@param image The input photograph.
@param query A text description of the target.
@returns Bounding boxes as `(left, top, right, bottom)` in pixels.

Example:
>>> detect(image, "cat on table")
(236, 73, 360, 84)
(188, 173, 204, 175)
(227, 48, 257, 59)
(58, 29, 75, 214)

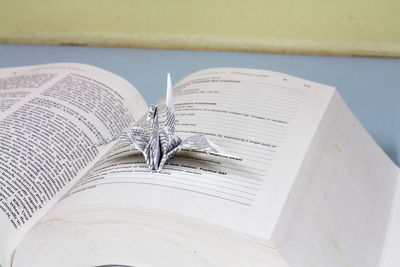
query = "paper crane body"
(92, 73, 240, 171)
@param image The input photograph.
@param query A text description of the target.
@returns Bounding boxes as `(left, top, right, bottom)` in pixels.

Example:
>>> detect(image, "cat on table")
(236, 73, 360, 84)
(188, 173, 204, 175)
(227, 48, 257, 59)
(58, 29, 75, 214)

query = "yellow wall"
(1, 0, 399, 57)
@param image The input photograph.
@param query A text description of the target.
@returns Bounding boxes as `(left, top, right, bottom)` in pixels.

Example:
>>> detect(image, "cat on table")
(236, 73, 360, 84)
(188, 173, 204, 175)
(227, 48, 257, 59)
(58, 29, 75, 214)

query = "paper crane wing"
(155, 135, 241, 171)
(118, 126, 150, 154)
(180, 135, 241, 160)
(90, 125, 149, 155)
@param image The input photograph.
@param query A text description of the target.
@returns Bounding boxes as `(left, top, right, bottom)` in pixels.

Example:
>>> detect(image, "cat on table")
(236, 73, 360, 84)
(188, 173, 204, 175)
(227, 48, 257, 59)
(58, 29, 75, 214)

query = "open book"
(0, 63, 398, 267)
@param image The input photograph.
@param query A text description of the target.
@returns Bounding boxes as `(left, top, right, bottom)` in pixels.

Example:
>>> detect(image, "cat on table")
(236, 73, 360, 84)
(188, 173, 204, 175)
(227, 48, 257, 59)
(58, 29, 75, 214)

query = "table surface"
(1, 44, 399, 165)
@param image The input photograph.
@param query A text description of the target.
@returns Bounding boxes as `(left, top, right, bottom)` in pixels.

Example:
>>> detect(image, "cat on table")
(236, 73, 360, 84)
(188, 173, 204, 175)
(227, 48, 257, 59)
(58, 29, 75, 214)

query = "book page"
(42, 67, 335, 240)
(380, 170, 400, 267)
(0, 63, 147, 266)
(14, 203, 290, 267)
(272, 92, 399, 267)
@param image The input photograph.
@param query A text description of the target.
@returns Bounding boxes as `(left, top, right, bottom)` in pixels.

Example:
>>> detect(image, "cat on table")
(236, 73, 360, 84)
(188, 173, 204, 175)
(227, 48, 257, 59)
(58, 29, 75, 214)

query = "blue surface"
(1, 44, 399, 165)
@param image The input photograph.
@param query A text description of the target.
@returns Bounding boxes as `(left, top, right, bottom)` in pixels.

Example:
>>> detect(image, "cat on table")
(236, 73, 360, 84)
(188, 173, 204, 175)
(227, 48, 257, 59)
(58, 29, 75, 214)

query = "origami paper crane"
(91, 73, 240, 171)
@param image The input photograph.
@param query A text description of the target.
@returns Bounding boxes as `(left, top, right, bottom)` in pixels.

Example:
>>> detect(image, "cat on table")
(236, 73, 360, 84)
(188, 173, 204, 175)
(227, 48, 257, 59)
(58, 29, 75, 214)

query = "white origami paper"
(91, 74, 240, 171)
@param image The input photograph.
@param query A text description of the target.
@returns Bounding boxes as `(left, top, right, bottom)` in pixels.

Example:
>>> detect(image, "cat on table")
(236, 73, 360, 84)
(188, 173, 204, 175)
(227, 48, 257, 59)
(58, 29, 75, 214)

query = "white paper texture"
(272, 92, 399, 267)
(13, 204, 290, 267)
(380, 170, 400, 267)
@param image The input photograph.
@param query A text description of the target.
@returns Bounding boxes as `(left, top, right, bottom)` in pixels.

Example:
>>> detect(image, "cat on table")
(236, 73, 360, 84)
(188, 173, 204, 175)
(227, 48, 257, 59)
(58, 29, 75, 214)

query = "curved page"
(0, 63, 147, 267)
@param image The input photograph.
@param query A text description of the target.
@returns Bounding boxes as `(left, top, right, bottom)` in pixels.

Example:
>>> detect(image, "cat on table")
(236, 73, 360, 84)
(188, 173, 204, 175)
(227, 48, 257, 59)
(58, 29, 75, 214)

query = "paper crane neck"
(147, 104, 158, 122)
